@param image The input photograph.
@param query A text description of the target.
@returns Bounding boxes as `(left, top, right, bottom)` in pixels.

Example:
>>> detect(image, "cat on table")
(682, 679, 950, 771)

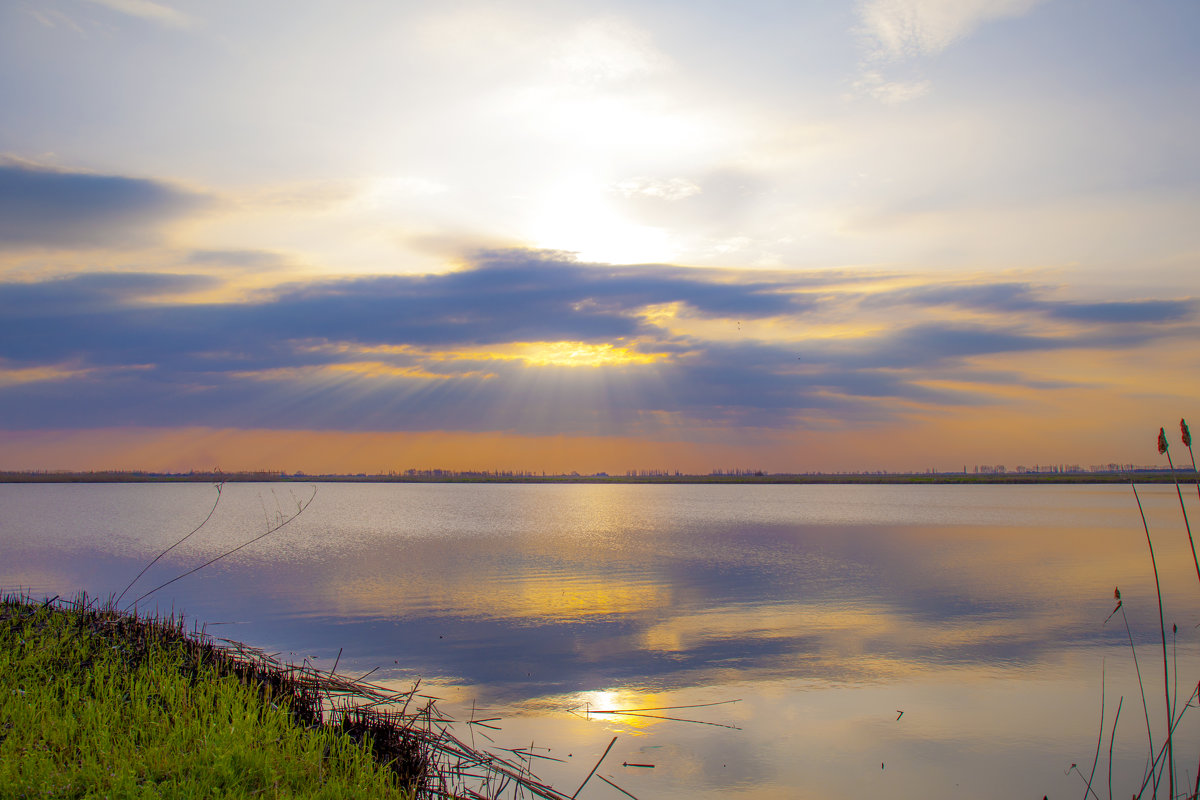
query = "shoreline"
(1, 470, 1194, 485)
(0, 594, 570, 800)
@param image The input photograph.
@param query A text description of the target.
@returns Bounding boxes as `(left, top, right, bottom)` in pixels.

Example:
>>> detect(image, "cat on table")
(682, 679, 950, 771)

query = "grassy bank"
(0, 595, 423, 799)
(1, 595, 577, 800)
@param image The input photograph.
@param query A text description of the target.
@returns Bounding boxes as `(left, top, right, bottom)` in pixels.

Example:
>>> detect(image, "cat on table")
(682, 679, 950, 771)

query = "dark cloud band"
(0, 249, 1193, 433)
(0, 161, 205, 248)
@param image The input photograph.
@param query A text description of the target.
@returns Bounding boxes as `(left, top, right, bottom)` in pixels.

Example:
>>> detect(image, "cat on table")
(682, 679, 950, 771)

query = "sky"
(0, 0, 1197, 474)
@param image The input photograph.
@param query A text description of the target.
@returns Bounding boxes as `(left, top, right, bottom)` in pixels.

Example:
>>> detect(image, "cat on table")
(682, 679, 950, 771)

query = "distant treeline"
(1, 469, 1195, 485)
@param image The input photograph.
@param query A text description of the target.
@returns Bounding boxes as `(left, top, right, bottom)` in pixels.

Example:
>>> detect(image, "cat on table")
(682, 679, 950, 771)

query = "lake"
(3, 482, 1199, 799)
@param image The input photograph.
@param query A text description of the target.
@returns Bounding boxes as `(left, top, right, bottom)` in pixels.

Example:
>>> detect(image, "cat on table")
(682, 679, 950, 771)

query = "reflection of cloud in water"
(5, 483, 1200, 799)
(325, 567, 671, 622)
(274, 515, 1172, 698)
(636, 599, 1073, 666)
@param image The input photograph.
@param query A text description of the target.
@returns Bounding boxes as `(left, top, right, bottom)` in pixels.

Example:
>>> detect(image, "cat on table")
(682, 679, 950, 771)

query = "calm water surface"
(3, 482, 1199, 799)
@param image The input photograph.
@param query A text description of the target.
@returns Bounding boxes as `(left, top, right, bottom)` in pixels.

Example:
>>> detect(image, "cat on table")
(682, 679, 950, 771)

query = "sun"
(525, 174, 679, 265)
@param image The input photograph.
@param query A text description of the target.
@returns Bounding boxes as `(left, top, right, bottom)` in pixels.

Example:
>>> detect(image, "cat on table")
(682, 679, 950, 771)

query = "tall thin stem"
(1085, 663, 1106, 800)
(1119, 603, 1156, 789)
(1186, 428, 1200, 549)
(1132, 481, 1173, 800)
(1108, 696, 1122, 800)
(1131, 682, 1200, 800)
(1163, 448, 1200, 586)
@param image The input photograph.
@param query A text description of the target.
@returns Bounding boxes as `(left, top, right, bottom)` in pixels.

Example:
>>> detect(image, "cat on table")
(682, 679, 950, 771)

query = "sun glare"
(357, 340, 666, 368)
(511, 341, 660, 368)
(568, 688, 669, 731)
(285, 340, 665, 374)
(526, 175, 679, 265)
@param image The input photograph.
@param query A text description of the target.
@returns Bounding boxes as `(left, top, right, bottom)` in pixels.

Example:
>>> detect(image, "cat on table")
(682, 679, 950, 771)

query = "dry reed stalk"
(584, 699, 742, 728)
(596, 711, 739, 729)
(596, 774, 641, 799)
(571, 736, 617, 799)
(124, 485, 317, 611)
(115, 482, 224, 607)
(585, 700, 740, 714)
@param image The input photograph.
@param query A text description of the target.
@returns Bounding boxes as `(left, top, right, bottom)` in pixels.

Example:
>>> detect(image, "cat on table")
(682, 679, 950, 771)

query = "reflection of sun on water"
(570, 688, 667, 732)
(508, 575, 665, 620)
(581, 690, 623, 711)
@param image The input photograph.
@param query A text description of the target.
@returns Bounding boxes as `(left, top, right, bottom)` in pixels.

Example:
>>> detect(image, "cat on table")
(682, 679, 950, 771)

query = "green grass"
(0, 597, 415, 799)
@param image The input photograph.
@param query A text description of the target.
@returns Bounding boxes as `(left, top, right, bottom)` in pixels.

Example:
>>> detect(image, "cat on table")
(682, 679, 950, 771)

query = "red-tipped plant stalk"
(1183, 417, 1199, 506)
(1158, 427, 1200, 587)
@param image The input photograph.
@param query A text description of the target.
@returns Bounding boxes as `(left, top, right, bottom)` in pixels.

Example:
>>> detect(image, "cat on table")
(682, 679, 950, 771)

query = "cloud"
(852, 70, 931, 104)
(0, 160, 207, 249)
(1049, 300, 1194, 324)
(857, 0, 1045, 60)
(0, 250, 1192, 434)
(800, 322, 1067, 370)
(612, 177, 702, 201)
(862, 281, 1197, 324)
(186, 249, 292, 271)
(551, 17, 670, 84)
(23, 6, 88, 34)
(0, 272, 216, 318)
(0, 249, 808, 369)
(851, 0, 1046, 105)
(84, 0, 194, 29)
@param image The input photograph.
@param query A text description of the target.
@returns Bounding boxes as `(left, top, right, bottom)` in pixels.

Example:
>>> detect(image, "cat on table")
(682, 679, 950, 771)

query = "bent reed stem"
(115, 481, 224, 607)
(124, 484, 317, 612)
